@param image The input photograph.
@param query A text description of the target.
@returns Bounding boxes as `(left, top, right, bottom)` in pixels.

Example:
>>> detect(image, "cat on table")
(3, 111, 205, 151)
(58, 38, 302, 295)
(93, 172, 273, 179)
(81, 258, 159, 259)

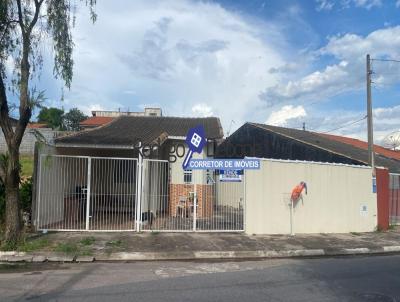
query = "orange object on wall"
(291, 181, 307, 202)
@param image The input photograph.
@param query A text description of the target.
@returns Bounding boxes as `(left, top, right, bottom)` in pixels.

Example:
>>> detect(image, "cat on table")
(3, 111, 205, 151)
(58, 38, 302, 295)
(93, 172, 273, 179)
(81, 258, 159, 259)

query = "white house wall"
(245, 159, 377, 234)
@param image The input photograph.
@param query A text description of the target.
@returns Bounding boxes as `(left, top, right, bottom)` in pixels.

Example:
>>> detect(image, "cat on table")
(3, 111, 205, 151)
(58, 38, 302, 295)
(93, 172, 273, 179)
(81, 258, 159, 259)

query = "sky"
(11, 0, 400, 144)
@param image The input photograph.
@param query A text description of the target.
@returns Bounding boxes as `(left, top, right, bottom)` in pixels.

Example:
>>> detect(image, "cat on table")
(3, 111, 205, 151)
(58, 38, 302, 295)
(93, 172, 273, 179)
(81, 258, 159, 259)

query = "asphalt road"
(1, 255, 400, 301)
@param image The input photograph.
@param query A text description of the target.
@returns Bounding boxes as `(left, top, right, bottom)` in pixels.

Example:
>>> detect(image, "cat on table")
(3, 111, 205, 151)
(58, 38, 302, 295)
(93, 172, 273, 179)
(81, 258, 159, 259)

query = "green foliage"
(19, 178, 32, 215)
(64, 108, 88, 131)
(1, 0, 96, 243)
(37, 107, 65, 130)
(54, 242, 79, 255)
(1, 0, 97, 87)
(20, 156, 34, 177)
(19, 238, 49, 252)
(0, 177, 32, 227)
(80, 236, 96, 246)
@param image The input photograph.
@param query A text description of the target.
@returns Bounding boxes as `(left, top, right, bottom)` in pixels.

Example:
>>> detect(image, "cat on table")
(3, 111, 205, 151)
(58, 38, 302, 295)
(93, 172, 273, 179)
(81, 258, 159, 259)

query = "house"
(34, 115, 232, 232)
(79, 116, 114, 130)
(92, 107, 162, 117)
(33, 117, 383, 234)
(216, 123, 400, 173)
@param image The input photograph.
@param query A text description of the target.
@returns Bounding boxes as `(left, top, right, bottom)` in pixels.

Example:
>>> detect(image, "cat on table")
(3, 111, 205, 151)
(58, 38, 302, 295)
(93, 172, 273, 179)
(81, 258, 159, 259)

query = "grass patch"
(54, 242, 79, 255)
(80, 236, 95, 246)
(0, 241, 19, 251)
(53, 238, 98, 256)
(20, 156, 34, 177)
(19, 238, 49, 252)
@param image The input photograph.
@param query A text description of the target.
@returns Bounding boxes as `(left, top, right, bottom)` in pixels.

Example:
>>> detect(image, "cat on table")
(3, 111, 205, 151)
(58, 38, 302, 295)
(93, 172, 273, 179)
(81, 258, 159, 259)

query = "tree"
(37, 107, 65, 130)
(0, 0, 96, 244)
(64, 107, 87, 131)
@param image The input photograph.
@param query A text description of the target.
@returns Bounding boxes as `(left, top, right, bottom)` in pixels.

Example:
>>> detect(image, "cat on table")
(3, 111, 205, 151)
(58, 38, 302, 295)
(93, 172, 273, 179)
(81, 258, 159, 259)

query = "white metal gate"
(36, 155, 88, 231)
(36, 155, 138, 231)
(89, 158, 137, 231)
(141, 169, 245, 232)
(390, 173, 400, 225)
(36, 155, 245, 232)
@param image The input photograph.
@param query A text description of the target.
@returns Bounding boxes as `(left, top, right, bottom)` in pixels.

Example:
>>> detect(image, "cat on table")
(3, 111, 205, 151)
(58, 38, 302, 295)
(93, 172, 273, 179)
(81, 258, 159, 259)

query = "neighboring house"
(92, 107, 162, 117)
(79, 107, 163, 130)
(217, 123, 400, 173)
(79, 116, 114, 130)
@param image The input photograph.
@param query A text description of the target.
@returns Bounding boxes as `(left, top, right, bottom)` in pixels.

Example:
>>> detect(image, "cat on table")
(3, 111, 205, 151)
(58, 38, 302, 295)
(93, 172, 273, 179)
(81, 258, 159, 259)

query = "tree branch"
(0, 74, 14, 143)
(0, 20, 18, 44)
(28, 0, 44, 33)
(16, 0, 25, 33)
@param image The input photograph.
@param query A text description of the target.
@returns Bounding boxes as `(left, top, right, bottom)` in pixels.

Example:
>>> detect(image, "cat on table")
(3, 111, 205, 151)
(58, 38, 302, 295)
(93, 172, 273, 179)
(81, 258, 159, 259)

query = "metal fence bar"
(85, 158, 91, 230)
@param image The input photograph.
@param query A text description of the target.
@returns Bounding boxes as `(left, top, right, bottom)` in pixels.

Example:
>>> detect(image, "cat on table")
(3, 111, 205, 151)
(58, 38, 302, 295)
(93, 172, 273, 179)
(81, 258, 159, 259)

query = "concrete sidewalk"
(1, 228, 400, 262)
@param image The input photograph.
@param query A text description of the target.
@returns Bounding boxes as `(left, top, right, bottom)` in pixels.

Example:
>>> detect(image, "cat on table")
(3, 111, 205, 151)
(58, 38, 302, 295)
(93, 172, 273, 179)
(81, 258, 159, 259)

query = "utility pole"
(302, 122, 306, 131)
(366, 54, 375, 173)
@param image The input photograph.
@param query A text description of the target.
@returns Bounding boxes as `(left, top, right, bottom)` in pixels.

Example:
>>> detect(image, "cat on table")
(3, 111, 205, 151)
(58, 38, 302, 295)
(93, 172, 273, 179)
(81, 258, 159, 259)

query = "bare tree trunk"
(4, 146, 22, 243)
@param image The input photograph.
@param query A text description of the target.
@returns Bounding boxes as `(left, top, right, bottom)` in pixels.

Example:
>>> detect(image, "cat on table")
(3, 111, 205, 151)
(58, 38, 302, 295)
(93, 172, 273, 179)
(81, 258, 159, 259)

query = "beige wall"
(245, 159, 377, 234)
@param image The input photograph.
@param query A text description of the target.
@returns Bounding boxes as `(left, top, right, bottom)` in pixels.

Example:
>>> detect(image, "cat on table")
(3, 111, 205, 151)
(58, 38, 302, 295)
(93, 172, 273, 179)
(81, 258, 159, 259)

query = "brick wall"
(169, 184, 214, 218)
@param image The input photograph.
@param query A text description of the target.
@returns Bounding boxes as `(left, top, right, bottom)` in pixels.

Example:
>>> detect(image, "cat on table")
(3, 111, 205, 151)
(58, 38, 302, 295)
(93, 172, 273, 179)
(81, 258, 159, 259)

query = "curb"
(1, 246, 400, 263)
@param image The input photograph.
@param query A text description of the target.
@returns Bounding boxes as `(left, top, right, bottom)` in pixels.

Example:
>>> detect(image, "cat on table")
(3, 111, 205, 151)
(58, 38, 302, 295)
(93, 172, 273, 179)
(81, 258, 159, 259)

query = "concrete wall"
(0, 129, 70, 155)
(245, 159, 377, 234)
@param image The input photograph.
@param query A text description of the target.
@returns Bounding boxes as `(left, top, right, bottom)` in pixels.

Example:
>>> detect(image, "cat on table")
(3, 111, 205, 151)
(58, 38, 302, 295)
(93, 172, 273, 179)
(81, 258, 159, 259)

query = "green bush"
(20, 177, 33, 215)
(0, 177, 32, 226)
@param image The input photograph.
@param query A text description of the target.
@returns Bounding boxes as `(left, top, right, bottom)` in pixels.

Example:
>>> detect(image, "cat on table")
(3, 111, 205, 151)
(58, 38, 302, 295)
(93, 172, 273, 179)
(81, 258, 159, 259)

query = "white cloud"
(315, 0, 335, 11)
(266, 105, 307, 126)
(261, 26, 400, 105)
(351, 0, 382, 9)
(192, 103, 213, 117)
(49, 0, 286, 131)
(319, 0, 383, 10)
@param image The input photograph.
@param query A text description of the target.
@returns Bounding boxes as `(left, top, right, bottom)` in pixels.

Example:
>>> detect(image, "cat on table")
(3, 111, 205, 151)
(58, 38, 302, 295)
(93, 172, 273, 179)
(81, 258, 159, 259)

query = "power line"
(318, 115, 367, 135)
(371, 58, 400, 63)
(284, 115, 367, 142)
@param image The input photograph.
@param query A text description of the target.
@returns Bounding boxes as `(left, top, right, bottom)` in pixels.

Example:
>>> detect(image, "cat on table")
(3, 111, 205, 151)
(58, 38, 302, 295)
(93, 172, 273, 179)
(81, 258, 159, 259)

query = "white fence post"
(36, 155, 43, 229)
(85, 157, 92, 231)
(136, 147, 143, 231)
(193, 183, 197, 231)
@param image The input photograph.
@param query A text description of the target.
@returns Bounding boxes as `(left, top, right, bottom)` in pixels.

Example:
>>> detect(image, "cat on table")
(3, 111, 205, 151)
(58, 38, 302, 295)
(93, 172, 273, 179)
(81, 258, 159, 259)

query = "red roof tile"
(27, 123, 48, 129)
(318, 133, 400, 161)
(80, 116, 114, 127)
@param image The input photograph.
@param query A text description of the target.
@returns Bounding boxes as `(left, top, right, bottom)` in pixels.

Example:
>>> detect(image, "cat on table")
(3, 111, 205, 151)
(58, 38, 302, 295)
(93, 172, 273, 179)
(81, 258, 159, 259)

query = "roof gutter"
(55, 143, 135, 149)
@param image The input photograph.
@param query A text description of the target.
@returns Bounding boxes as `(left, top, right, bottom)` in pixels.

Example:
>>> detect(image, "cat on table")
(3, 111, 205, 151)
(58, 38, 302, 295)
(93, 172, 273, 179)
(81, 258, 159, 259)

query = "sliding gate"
(390, 173, 400, 225)
(36, 155, 138, 231)
(36, 155, 245, 232)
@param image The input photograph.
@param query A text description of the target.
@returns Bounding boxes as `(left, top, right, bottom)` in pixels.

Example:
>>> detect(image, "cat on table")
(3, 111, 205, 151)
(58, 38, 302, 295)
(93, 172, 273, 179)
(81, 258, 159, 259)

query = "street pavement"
(1, 255, 400, 301)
